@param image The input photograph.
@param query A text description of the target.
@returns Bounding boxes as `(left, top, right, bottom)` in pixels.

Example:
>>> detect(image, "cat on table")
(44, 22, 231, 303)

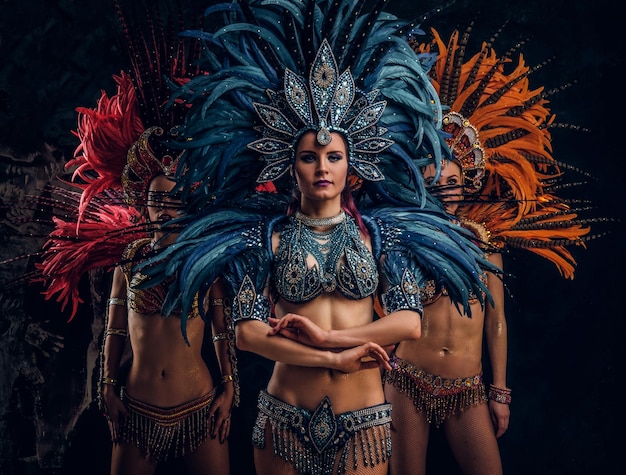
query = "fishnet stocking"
(386, 381, 429, 475)
(443, 403, 502, 475)
(385, 381, 502, 475)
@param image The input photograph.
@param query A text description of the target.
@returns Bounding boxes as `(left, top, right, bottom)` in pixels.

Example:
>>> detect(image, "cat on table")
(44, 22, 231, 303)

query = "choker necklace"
(294, 210, 346, 227)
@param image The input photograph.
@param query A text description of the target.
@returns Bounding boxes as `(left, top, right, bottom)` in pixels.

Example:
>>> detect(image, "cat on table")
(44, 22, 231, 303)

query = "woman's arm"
(236, 318, 391, 372)
(101, 266, 129, 441)
(483, 252, 510, 437)
(269, 308, 421, 349)
(206, 278, 235, 443)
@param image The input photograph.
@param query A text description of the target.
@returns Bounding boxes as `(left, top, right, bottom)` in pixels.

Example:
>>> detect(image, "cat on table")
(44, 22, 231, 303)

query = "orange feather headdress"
(413, 25, 591, 278)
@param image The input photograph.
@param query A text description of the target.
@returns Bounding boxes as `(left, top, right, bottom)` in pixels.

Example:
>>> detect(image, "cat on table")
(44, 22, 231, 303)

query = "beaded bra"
(122, 238, 200, 318)
(273, 213, 378, 303)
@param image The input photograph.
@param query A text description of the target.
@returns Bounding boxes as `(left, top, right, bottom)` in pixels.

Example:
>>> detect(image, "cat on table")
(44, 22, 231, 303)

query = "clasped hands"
(268, 314, 392, 372)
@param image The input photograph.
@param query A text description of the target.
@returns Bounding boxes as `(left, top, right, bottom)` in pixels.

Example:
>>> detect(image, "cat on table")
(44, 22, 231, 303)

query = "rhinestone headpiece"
(247, 40, 394, 184)
(441, 111, 486, 193)
(121, 126, 181, 205)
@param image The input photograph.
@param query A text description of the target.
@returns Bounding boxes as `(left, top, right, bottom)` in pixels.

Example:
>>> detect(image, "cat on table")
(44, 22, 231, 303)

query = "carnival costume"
(131, 1, 498, 473)
(118, 387, 217, 463)
(415, 25, 596, 277)
(143, 0, 494, 331)
(31, 0, 239, 461)
(387, 354, 486, 427)
(253, 390, 392, 475)
(385, 24, 598, 425)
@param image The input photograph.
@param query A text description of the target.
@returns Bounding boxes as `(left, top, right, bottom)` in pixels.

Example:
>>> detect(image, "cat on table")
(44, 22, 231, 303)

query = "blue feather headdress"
(170, 0, 450, 207)
(140, 0, 495, 338)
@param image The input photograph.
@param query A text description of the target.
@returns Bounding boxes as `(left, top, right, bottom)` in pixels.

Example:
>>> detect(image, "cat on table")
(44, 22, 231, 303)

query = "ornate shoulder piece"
(232, 275, 271, 324)
(381, 268, 423, 316)
(459, 218, 493, 251)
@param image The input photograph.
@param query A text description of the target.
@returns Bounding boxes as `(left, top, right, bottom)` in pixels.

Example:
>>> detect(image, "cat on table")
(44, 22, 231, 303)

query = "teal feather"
(135, 0, 495, 338)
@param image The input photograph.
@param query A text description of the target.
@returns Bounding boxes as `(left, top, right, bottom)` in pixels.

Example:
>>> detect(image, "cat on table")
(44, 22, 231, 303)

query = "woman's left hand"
(209, 385, 234, 444)
(268, 314, 328, 348)
(488, 400, 510, 438)
(334, 342, 392, 373)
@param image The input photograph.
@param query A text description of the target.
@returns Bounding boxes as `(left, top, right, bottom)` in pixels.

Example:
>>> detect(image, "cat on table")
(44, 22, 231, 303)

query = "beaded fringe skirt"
(385, 355, 487, 427)
(119, 388, 216, 463)
(253, 390, 392, 475)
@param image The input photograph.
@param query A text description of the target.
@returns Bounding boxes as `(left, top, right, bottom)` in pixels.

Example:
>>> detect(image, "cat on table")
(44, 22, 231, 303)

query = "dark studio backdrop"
(0, 0, 623, 474)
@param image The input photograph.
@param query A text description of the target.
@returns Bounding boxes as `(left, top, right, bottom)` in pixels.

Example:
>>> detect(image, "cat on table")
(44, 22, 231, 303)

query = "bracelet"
(221, 374, 234, 384)
(488, 384, 512, 404)
(108, 297, 127, 307)
(212, 332, 229, 342)
(105, 328, 128, 337)
(101, 377, 118, 386)
(210, 298, 231, 307)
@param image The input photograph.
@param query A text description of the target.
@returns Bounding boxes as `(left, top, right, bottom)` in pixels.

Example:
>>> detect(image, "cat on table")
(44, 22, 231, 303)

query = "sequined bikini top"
(122, 238, 200, 318)
(273, 213, 378, 303)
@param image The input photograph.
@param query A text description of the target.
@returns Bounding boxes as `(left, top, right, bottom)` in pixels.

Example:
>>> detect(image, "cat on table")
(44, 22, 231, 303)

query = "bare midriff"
(268, 292, 385, 413)
(395, 296, 485, 379)
(125, 311, 214, 406)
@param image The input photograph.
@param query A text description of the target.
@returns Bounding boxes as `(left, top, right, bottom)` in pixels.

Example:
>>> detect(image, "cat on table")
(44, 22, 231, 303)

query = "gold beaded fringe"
(118, 389, 216, 463)
(385, 358, 487, 427)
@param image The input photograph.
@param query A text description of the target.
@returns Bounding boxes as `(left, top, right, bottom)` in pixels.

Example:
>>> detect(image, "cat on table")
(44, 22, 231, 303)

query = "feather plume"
(415, 26, 596, 278)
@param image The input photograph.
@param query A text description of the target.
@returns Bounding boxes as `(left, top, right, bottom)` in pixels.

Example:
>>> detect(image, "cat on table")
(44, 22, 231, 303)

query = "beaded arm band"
(210, 293, 240, 406)
(108, 297, 126, 306)
(488, 384, 512, 404)
(106, 328, 128, 337)
(212, 332, 229, 342)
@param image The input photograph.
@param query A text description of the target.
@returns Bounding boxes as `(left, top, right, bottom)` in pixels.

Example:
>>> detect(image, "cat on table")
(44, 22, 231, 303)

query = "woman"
(229, 129, 422, 475)
(30, 1, 237, 473)
(384, 158, 509, 475)
(100, 128, 234, 475)
(382, 24, 594, 473)
(138, 3, 493, 473)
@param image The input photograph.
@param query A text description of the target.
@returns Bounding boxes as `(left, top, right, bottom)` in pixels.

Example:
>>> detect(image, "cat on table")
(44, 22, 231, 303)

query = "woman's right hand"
(209, 384, 234, 444)
(333, 341, 392, 373)
(268, 314, 328, 347)
(102, 384, 128, 443)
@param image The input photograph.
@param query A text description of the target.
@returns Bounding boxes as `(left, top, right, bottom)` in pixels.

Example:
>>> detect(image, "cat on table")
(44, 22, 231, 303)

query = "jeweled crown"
(441, 111, 486, 192)
(121, 126, 181, 205)
(247, 39, 394, 184)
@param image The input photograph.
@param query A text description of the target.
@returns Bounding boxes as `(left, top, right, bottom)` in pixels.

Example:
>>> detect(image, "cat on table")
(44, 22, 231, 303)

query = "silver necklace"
(294, 210, 346, 228)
